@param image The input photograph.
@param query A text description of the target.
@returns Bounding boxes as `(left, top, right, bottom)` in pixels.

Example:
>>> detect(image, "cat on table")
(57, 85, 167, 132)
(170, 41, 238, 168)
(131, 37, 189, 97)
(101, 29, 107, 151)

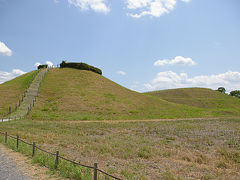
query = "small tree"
(217, 87, 226, 93)
(230, 90, 240, 98)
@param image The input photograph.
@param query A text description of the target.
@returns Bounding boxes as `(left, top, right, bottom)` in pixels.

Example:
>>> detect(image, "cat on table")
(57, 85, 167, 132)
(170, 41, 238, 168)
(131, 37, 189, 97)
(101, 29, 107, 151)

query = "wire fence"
(0, 131, 121, 180)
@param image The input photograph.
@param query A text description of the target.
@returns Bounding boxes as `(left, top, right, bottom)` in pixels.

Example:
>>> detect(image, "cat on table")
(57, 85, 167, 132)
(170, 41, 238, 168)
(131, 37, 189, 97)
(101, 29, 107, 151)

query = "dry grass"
(0, 117, 240, 179)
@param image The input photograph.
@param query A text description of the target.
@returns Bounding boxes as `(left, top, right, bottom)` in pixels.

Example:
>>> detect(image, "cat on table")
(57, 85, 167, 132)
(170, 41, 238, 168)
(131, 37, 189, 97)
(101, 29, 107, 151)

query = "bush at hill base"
(60, 61, 102, 75)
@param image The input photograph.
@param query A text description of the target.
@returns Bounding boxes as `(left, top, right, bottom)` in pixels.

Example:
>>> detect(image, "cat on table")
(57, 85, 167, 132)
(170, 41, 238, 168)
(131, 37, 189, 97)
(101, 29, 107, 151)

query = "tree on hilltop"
(217, 87, 226, 93)
(230, 90, 240, 98)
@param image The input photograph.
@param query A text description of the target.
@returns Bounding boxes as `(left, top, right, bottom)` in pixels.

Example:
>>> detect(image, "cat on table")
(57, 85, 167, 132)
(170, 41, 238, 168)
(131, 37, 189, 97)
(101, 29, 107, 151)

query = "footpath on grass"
(1, 68, 49, 122)
(47, 117, 225, 124)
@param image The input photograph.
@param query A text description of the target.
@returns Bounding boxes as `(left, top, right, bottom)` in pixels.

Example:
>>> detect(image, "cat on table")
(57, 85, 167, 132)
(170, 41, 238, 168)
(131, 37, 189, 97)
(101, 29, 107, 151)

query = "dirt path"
(51, 117, 227, 124)
(0, 144, 63, 180)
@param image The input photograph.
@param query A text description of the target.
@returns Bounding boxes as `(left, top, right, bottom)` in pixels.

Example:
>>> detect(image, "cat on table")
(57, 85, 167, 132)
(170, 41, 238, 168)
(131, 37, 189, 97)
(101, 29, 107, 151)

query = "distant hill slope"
(29, 68, 205, 120)
(0, 71, 36, 116)
(145, 88, 240, 116)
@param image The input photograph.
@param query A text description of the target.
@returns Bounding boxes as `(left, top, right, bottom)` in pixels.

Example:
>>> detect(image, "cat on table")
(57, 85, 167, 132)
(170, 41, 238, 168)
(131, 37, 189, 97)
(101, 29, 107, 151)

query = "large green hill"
(1, 68, 240, 120)
(29, 68, 204, 120)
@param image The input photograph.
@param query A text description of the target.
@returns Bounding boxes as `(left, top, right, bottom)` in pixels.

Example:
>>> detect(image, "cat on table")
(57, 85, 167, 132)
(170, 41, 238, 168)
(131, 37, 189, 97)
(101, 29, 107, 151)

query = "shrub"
(60, 61, 102, 75)
(230, 90, 240, 98)
(38, 64, 48, 70)
(217, 87, 226, 93)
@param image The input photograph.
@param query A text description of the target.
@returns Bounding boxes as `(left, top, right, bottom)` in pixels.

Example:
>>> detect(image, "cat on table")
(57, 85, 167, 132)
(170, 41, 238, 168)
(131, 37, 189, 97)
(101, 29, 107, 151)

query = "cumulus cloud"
(126, 0, 190, 18)
(154, 56, 196, 66)
(34, 62, 41, 67)
(144, 71, 240, 92)
(68, 0, 110, 13)
(0, 69, 26, 84)
(46, 61, 54, 67)
(0, 41, 12, 56)
(117, 71, 126, 75)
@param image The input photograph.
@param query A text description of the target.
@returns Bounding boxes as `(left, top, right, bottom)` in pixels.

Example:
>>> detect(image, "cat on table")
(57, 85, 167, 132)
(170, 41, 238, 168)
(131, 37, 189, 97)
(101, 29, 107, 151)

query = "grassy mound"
(29, 68, 204, 120)
(146, 88, 240, 116)
(0, 71, 36, 116)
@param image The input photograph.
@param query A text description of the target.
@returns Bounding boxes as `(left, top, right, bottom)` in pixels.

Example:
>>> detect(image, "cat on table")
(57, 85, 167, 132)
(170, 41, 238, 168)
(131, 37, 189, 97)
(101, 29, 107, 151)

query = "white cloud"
(0, 41, 12, 56)
(68, 0, 110, 13)
(181, 0, 190, 2)
(126, 0, 190, 18)
(154, 56, 196, 66)
(34, 62, 41, 67)
(46, 61, 54, 67)
(117, 71, 126, 76)
(0, 69, 26, 84)
(144, 71, 240, 92)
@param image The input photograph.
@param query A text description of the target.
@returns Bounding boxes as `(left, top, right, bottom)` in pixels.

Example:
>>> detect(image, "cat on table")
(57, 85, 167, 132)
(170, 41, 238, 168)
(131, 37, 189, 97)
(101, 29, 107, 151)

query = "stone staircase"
(4, 68, 49, 121)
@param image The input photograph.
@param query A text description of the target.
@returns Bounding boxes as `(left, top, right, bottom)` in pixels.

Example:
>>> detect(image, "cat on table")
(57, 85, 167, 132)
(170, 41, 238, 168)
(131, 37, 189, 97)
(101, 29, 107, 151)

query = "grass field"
(0, 71, 36, 117)
(0, 118, 239, 179)
(28, 68, 206, 120)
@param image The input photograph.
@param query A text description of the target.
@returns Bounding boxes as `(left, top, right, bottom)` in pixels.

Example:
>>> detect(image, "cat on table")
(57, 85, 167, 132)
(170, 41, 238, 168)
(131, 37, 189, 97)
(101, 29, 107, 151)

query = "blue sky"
(0, 0, 240, 92)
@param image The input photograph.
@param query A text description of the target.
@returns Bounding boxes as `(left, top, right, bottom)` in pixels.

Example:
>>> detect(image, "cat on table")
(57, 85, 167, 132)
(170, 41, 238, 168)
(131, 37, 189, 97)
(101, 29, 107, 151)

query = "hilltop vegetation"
(0, 71, 36, 117)
(146, 88, 240, 116)
(29, 68, 204, 120)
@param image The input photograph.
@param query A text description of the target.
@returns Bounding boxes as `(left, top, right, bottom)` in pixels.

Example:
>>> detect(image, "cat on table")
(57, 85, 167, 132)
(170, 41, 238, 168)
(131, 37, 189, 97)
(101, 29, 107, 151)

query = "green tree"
(230, 90, 240, 98)
(217, 87, 226, 93)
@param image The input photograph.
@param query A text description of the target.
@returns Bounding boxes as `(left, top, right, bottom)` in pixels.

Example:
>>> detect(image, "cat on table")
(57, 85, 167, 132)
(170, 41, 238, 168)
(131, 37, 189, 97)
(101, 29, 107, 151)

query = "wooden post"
(55, 151, 59, 169)
(17, 135, 19, 149)
(94, 163, 98, 180)
(32, 142, 35, 157)
(5, 132, 7, 143)
(9, 106, 11, 114)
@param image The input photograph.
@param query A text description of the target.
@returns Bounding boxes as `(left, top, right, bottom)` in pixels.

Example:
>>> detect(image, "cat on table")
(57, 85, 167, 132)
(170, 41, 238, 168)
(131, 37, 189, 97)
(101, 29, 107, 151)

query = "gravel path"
(0, 147, 29, 180)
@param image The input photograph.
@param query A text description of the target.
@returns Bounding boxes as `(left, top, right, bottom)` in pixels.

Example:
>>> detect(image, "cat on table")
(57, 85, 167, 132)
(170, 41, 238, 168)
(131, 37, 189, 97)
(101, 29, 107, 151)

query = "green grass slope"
(29, 68, 205, 120)
(146, 88, 240, 116)
(0, 71, 36, 116)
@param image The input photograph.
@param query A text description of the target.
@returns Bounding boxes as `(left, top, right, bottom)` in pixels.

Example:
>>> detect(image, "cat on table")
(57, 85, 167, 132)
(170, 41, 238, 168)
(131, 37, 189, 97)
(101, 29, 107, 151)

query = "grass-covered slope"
(146, 88, 240, 116)
(0, 71, 36, 116)
(30, 68, 204, 120)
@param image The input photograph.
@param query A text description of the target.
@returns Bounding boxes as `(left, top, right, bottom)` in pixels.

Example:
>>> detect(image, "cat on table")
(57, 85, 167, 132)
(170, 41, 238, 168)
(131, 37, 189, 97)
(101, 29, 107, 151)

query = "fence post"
(17, 135, 19, 149)
(5, 132, 7, 143)
(32, 142, 35, 157)
(55, 150, 59, 169)
(94, 163, 98, 180)
(9, 107, 11, 114)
